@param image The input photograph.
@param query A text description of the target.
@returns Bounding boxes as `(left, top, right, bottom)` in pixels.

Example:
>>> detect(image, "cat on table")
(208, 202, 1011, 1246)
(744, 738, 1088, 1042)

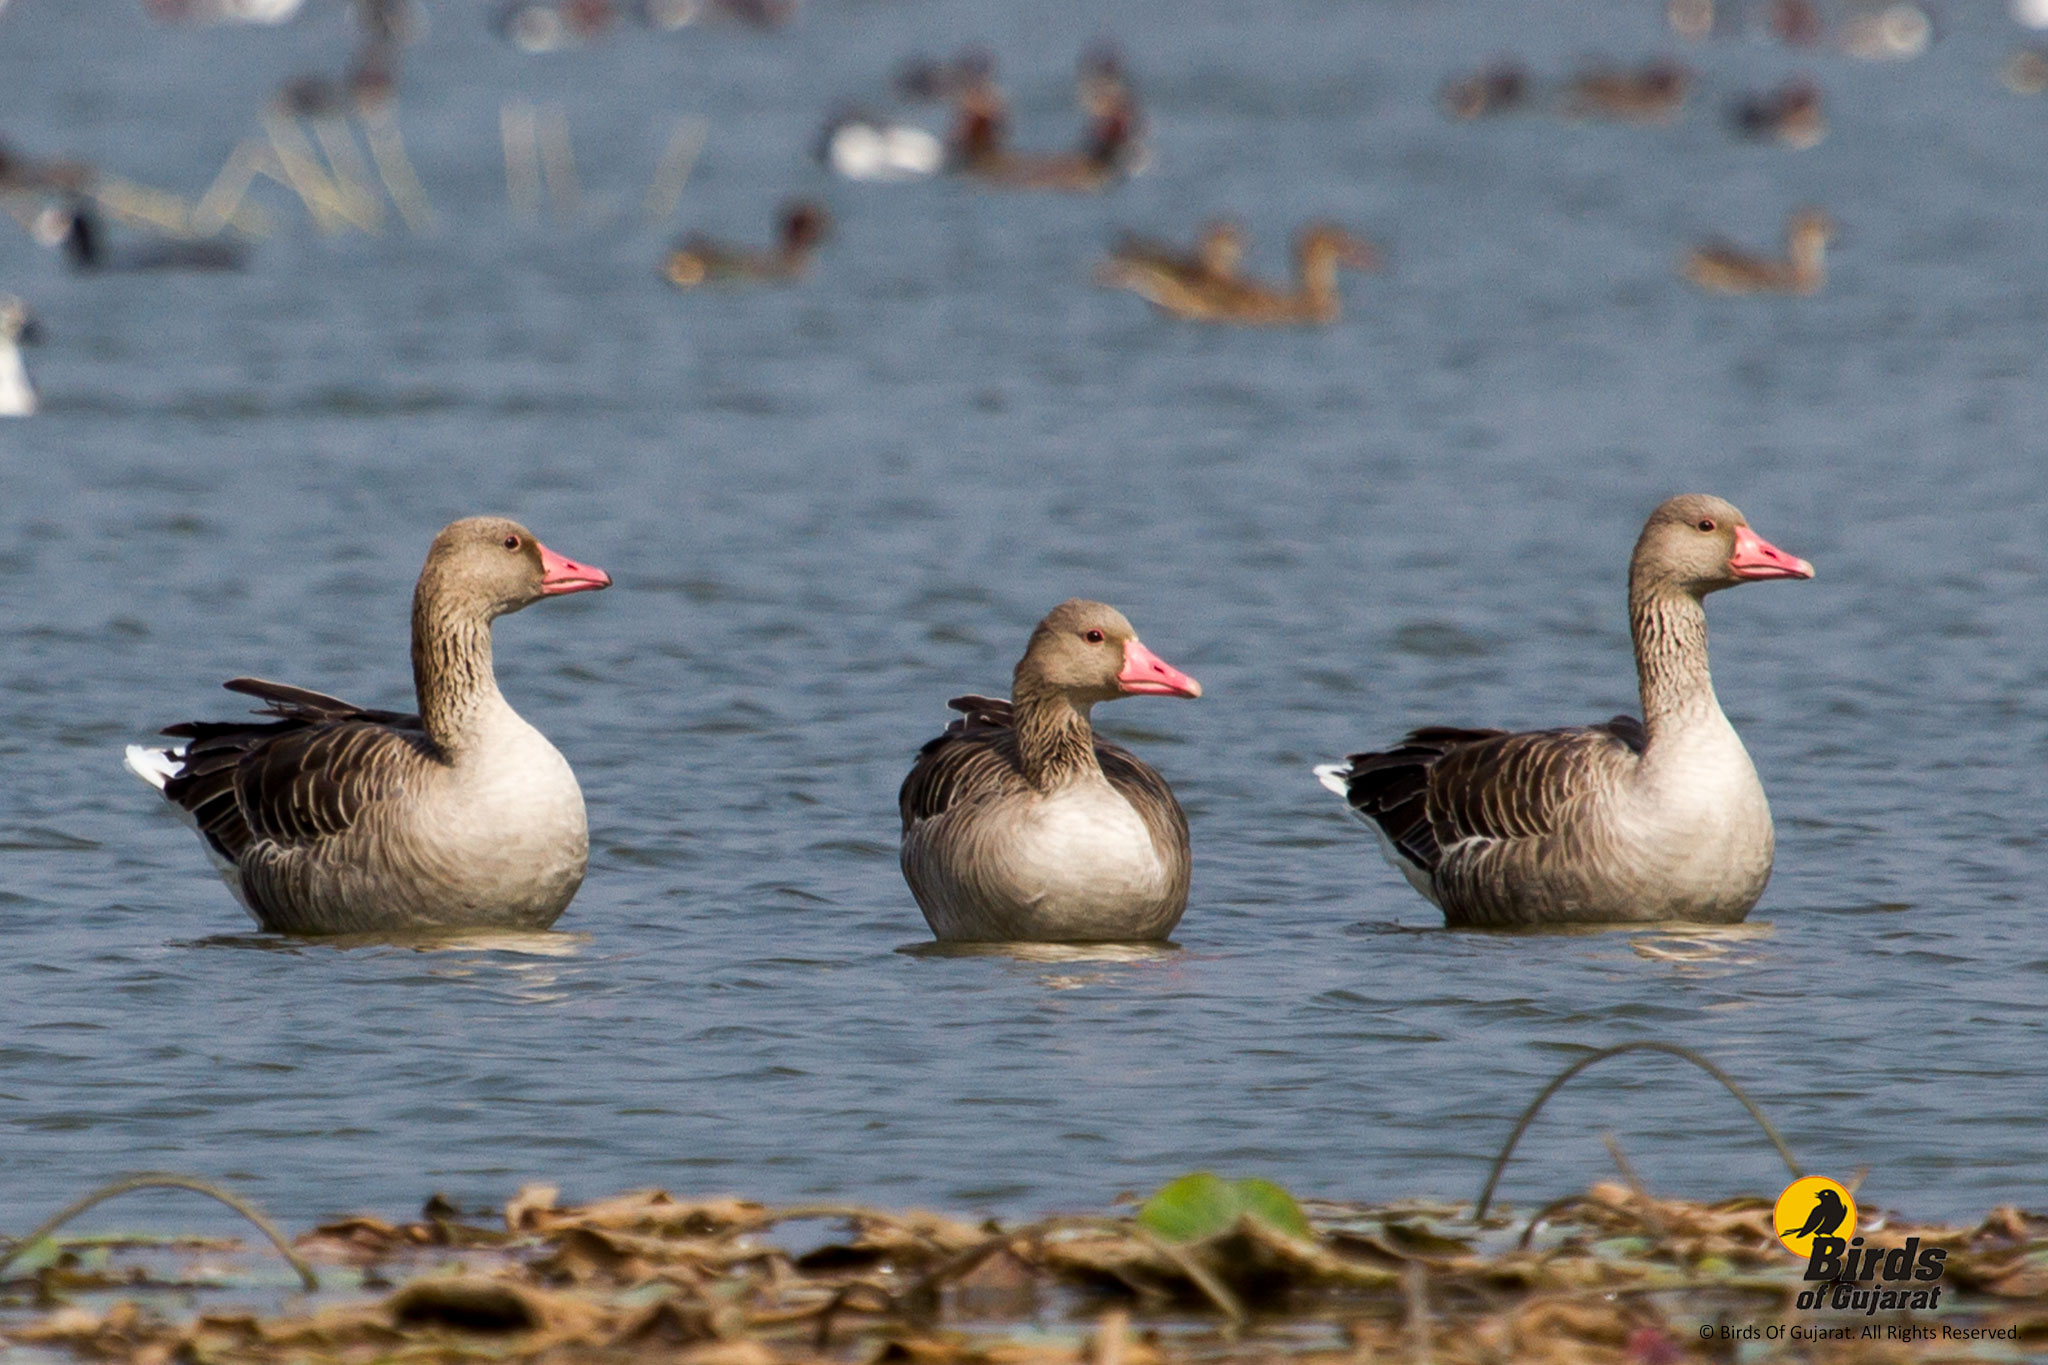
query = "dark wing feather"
(897, 697, 1185, 842)
(157, 678, 429, 863)
(1423, 719, 1645, 854)
(899, 710, 1024, 831)
(1332, 726, 1506, 872)
(1334, 717, 1645, 871)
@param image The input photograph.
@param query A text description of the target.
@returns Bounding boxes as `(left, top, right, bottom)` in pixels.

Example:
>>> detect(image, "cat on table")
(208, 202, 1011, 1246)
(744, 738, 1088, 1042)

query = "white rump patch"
(123, 744, 184, 791)
(1313, 761, 1354, 797)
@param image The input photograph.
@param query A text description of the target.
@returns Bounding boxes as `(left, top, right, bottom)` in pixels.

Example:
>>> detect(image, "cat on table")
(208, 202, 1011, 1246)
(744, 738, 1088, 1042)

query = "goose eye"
(1696, 518, 1716, 532)
(1083, 629, 1106, 644)
(503, 534, 522, 551)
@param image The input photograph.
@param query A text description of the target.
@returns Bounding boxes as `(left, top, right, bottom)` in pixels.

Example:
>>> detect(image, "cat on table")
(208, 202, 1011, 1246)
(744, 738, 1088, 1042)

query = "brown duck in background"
(1439, 60, 1531, 119)
(1100, 222, 1378, 325)
(1728, 77, 1826, 147)
(1095, 219, 1246, 296)
(951, 51, 1140, 192)
(663, 201, 829, 287)
(1683, 209, 1833, 294)
(1563, 57, 1691, 122)
(899, 600, 1200, 943)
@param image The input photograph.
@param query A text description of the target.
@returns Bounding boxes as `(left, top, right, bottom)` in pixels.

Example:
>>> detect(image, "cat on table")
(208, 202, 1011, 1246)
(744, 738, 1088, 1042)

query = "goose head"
(779, 200, 831, 253)
(1788, 208, 1834, 252)
(1298, 223, 1380, 273)
(1632, 494, 1813, 599)
(416, 516, 611, 625)
(1016, 599, 1201, 707)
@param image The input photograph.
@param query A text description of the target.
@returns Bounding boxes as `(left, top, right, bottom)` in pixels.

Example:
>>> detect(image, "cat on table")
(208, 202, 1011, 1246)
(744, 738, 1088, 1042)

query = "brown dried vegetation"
(4, 1181, 2044, 1365)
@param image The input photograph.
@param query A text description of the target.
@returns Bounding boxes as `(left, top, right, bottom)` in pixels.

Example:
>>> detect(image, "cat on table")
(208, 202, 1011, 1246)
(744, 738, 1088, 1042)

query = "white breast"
(988, 782, 1169, 931)
(425, 707, 590, 916)
(0, 342, 36, 417)
(1624, 711, 1775, 910)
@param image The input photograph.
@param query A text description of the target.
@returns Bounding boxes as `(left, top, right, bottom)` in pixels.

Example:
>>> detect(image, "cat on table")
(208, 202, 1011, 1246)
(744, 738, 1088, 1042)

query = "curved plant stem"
(1474, 1041, 1801, 1222)
(0, 1172, 317, 1291)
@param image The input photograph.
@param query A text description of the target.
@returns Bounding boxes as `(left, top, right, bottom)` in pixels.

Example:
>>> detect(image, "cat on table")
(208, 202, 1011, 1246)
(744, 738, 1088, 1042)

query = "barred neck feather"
(1628, 583, 1719, 741)
(1010, 678, 1103, 792)
(411, 592, 504, 759)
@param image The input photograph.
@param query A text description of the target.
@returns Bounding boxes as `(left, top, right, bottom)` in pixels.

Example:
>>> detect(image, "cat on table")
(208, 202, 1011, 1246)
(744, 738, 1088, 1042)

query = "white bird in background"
(0, 296, 41, 418)
(817, 112, 943, 182)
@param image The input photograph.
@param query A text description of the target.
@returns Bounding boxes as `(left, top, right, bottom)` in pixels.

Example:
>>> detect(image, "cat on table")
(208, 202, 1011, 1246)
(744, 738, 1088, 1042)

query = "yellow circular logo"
(1775, 1176, 1857, 1259)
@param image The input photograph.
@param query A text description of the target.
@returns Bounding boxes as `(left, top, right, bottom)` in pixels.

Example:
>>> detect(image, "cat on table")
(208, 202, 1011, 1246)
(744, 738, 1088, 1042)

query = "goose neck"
(1298, 244, 1341, 313)
(1010, 679, 1103, 792)
(1628, 581, 1721, 741)
(411, 590, 504, 758)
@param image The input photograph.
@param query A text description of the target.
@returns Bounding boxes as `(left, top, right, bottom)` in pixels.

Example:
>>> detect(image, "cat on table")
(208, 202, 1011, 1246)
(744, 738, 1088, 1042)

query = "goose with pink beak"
(125, 516, 611, 935)
(1317, 494, 1813, 927)
(900, 599, 1200, 941)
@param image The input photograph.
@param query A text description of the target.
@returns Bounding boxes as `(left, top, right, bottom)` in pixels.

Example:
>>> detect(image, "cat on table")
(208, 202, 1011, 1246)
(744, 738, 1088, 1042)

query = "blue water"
(0, 0, 2043, 1235)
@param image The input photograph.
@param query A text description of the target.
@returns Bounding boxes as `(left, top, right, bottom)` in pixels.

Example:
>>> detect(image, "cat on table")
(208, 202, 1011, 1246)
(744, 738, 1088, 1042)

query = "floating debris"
(2, 1172, 2042, 1364)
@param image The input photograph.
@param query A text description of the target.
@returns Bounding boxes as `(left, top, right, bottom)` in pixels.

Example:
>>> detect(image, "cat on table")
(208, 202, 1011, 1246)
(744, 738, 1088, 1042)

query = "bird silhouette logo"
(1774, 1177, 1858, 1258)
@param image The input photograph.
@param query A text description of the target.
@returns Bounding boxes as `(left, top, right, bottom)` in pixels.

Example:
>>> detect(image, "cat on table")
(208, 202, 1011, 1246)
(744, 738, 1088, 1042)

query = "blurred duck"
(1563, 57, 1691, 122)
(1439, 60, 1530, 119)
(276, 42, 400, 119)
(2004, 47, 2048, 95)
(951, 53, 1140, 191)
(638, 0, 792, 28)
(1842, 3, 1930, 60)
(947, 64, 1009, 168)
(0, 296, 41, 418)
(1099, 223, 1377, 326)
(1682, 209, 1833, 295)
(1771, 0, 1825, 45)
(816, 110, 943, 181)
(495, 0, 614, 52)
(1728, 77, 1825, 147)
(1097, 219, 1246, 294)
(663, 201, 829, 287)
(42, 198, 248, 273)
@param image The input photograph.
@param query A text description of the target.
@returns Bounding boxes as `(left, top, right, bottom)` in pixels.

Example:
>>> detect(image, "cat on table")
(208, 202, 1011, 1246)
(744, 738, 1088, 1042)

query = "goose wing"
(1323, 716, 1644, 871)
(897, 694, 1025, 830)
(1095, 735, 1191, 896)
(156, 677, 431, 863)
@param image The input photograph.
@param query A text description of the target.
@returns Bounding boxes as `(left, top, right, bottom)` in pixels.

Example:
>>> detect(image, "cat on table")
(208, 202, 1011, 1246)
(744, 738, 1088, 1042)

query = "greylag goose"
(1315, 495, 1812, 928)
(899, 600, 1200, 942)
(1101, 223, 1378, 326)
(1682, 209, 1833, 295)
(1094, 219, 1247, 297)
(124, 517, 611, 935)
(1561, 57, 1691, 122)
(663, 202, 829, 287)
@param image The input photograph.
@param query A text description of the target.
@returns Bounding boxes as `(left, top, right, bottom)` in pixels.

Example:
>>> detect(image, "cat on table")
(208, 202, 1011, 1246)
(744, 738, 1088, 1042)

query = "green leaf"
(1, 1236, 60, 1275)
(1232, 1179, 1312, 1240)
(1137, 1173, 1311, 1244)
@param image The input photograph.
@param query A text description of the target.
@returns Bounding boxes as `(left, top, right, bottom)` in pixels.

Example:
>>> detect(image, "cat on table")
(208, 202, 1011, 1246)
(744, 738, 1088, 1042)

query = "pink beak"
(1117, 639, 1202, 698)
(538, 542, 612, 596)
(1728, 525, 1814, 581)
